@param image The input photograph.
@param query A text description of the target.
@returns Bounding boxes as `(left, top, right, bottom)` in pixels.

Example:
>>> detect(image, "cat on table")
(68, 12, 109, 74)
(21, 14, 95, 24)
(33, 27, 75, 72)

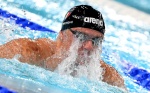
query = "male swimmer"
(0, 5, 126, 89)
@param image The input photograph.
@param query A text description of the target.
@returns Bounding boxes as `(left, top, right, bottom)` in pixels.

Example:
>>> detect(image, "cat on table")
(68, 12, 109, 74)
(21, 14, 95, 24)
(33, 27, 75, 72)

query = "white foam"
(56, 38, 103, 81)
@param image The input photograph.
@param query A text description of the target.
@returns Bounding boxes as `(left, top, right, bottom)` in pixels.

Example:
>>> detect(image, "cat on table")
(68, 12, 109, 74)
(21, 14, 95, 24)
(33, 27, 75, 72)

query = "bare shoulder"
(0, 38, 56, 64)
(100, 60, 126, 89)
(35, 38, 56, 46)
(35, 38, 56, 53)
(0, 38, 38, 59)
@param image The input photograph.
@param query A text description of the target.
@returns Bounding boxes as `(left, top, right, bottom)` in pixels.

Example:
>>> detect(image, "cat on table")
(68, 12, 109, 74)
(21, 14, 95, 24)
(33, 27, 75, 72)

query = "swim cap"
(61, 5, 105, 34)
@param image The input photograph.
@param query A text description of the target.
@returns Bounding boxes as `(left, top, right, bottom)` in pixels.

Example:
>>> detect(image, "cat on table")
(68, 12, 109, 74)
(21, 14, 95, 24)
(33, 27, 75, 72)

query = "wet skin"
(0, 27, 126, 89)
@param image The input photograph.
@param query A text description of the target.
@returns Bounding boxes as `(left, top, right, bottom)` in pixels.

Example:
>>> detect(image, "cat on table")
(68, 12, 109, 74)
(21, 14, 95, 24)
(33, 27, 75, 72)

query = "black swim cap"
(61, 5, 105, 34)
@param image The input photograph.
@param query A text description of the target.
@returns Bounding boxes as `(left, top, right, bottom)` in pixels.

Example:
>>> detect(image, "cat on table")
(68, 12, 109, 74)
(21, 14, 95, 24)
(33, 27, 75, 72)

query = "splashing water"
(0, 0, 150, 92)
(56, 37, 104, 82)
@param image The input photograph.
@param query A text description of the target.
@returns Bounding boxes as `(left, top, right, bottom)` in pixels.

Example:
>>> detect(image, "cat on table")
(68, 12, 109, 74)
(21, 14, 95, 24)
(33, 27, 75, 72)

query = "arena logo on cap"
(84, 17, 103, 26)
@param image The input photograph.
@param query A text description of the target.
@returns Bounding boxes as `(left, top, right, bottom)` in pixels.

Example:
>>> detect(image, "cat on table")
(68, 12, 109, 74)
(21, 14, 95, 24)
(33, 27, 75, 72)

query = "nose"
(82, 40, 94, 51)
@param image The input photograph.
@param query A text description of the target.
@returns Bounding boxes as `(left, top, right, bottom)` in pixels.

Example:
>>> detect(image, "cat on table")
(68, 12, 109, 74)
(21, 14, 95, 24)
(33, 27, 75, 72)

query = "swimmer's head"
(61, 5, 105, 35)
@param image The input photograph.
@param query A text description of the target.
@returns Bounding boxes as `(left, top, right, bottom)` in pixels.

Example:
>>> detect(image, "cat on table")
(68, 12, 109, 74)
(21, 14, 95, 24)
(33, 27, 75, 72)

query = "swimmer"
(0, 5, 126, 89)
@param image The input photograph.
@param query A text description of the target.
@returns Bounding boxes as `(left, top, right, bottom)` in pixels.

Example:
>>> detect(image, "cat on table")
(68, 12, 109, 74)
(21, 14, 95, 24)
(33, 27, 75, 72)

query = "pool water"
(116, 0, 150, 14)
(0, 0, 150, 93)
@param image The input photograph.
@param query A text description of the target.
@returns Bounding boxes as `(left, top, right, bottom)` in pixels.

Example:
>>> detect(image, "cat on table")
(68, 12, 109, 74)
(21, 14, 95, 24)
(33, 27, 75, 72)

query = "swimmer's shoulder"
(100, 60, 126, 89)
(9, 38, 56, 50)
(35, 38, 56, 46)
(35, 38, 57, 54)
(12, 38, 57, 58)
(19, 38, 57, 63)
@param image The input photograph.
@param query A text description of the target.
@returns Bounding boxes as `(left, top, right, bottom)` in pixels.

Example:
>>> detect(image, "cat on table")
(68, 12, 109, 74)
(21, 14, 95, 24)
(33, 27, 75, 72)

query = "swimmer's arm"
(0, 39, 23, 59)
(100, 60, 126, 89)
(0, 38, 42, 64)
(0, 38, 55, 66)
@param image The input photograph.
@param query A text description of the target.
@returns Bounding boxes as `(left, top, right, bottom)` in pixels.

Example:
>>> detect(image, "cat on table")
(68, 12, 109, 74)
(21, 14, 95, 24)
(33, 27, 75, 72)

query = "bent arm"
(0, 38, 56, 67)
(0, 38, 40, 63)
(0, 39, 23, 59)
(100, 60, 126, 89)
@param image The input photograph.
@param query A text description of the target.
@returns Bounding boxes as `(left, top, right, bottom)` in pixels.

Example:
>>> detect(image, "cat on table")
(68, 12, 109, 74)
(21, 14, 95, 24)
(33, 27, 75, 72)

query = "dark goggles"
(69, 29, 103, 46)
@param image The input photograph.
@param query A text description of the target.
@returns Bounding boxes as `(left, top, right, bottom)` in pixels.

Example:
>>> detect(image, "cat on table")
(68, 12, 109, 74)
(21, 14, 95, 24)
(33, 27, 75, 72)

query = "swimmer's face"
(69, 27, 104, 56)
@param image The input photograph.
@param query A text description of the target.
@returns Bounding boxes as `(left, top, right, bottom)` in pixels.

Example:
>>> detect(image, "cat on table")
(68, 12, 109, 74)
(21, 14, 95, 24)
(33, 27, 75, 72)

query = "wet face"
(57, 27, 104, 78)
(69, 27, 104, 64)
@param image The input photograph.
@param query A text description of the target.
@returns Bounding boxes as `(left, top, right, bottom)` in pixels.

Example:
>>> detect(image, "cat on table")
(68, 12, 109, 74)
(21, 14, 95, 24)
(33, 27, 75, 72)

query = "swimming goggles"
(69, 29, 103, 46)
